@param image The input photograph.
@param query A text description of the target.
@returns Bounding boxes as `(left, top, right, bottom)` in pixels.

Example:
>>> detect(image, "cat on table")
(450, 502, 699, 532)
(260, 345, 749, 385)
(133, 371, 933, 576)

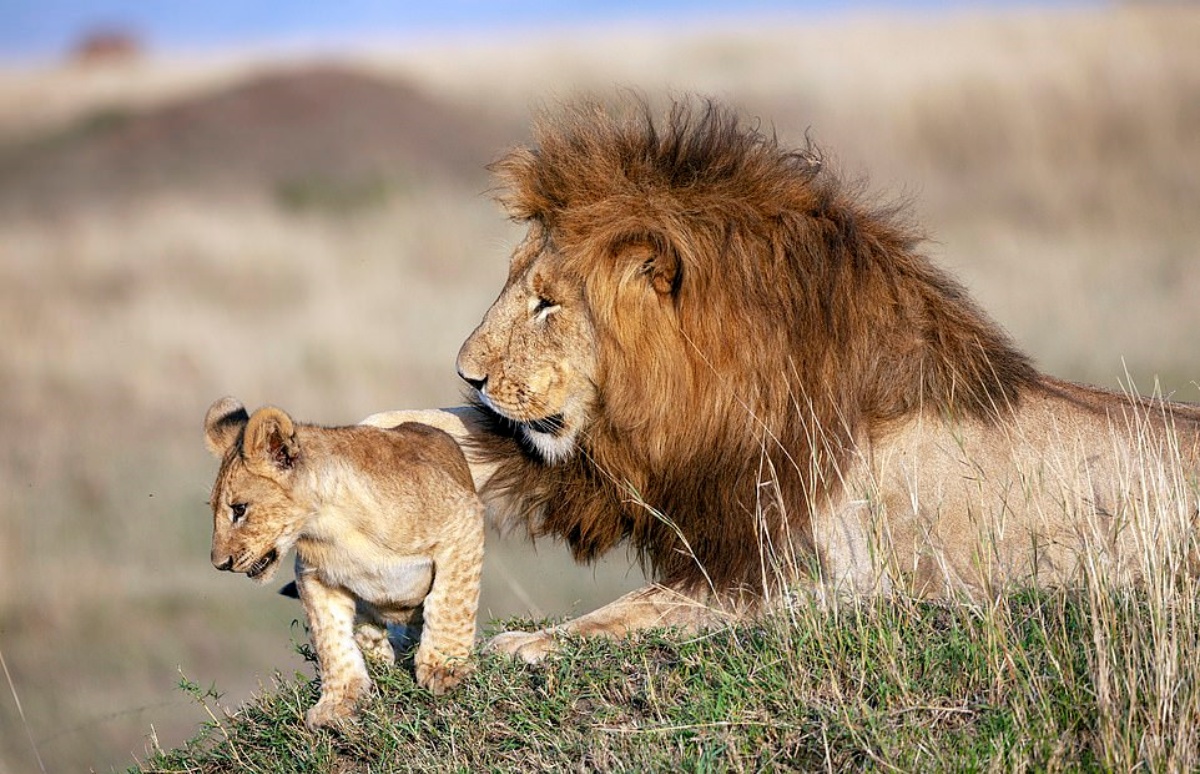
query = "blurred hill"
(0, 64, 496, 213)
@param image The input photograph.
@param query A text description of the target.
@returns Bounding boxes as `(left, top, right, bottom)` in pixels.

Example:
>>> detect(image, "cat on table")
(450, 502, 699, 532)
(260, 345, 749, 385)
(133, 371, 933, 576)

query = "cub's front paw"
(414, 651, 472, 696)
(305, 697, 358, 731)
(305, 674, 370, 731)
(484, 629, 558, 664)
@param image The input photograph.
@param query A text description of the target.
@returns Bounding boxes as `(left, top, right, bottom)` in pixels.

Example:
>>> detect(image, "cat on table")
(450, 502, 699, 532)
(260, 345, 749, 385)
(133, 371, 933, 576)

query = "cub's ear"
(243, 406, 300, 476)
(204, 397, 249, 457)
(613, 232, 681, 297)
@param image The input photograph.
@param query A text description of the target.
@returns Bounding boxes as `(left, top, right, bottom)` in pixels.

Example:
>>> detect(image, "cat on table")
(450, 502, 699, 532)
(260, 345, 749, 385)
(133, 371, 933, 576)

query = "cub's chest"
(299, 540, 434, 609)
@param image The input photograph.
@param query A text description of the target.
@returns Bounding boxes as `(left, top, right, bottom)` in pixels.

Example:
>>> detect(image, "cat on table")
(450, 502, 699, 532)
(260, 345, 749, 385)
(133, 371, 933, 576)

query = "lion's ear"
(204, 397, 249, 457)
(615, 233, 681, 297)
(243, 406, 300, 476)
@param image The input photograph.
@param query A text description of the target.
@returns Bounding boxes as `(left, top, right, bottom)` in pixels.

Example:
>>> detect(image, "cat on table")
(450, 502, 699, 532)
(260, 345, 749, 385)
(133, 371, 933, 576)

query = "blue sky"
(2, 1, 1093, 63)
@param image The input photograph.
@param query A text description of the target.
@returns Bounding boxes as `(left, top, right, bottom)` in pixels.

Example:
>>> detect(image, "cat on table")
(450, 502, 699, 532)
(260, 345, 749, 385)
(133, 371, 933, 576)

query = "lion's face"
(204, 399, 305, 584)
(457, 227, 599, 464)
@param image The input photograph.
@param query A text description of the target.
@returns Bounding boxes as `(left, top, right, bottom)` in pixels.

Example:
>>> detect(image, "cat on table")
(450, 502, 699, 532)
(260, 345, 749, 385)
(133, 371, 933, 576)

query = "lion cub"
(203, 397, 484, 730)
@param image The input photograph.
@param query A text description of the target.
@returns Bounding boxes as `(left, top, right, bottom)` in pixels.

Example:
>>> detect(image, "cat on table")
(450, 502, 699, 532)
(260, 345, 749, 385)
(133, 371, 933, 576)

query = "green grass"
(133, 587, 1200, 773)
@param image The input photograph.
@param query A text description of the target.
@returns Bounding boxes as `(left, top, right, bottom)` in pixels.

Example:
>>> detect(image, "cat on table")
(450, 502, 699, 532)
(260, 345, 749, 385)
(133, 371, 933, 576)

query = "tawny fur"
(204, 397, 484, 729)
(372, 96, 1200, 663)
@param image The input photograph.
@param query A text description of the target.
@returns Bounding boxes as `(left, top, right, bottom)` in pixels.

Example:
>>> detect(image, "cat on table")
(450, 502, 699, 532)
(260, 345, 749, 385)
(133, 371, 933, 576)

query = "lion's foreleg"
(485, 584, 736, 664)
(296, 569, 371, 730)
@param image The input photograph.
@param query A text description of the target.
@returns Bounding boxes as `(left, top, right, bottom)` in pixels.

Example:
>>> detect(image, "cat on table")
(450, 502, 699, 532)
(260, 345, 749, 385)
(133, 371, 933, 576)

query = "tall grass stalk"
(0, 641, 46, 774)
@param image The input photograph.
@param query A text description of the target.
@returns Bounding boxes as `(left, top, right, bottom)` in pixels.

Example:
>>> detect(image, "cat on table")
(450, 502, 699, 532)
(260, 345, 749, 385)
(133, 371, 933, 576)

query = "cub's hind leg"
(355, 601, 425, 664)
(352, 623, 395, 666)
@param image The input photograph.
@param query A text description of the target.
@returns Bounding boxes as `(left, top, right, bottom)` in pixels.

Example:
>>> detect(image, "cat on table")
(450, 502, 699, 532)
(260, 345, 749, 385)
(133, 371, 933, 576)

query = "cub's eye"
(230, 502, 248, 523)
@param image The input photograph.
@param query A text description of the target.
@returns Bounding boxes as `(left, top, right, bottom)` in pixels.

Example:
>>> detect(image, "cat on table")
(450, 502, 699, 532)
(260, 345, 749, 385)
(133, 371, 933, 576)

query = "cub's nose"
(213, 555, 234, 572)
(457, 369, 487, 392)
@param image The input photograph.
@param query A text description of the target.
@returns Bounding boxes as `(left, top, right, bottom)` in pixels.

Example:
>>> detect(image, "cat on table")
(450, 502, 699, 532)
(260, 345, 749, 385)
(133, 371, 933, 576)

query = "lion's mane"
(473, 97, 1038, 596)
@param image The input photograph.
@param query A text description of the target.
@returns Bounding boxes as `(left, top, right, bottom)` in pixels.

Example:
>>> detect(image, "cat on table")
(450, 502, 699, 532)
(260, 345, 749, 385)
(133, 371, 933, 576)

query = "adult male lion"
(367, 97, 1200, 662)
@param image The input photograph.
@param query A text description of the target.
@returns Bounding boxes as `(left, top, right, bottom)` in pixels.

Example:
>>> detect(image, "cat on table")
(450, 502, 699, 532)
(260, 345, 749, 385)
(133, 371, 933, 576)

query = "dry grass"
(1, 4, 1199, 771)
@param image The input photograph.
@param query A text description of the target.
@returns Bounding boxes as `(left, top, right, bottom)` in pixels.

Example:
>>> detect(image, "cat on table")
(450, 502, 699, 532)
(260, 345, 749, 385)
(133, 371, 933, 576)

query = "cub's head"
(456, 222, 601, 464)
(203, 397, 305, 584)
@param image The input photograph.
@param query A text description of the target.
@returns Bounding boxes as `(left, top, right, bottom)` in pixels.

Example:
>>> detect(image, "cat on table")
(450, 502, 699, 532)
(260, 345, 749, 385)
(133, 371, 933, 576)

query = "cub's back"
(382, 422, 476, 495)
(324, 421, 476, 501)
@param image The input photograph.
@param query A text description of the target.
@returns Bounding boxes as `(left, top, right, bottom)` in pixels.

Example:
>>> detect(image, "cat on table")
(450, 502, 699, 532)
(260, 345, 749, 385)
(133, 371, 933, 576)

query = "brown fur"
(469, 97, 1040, 595)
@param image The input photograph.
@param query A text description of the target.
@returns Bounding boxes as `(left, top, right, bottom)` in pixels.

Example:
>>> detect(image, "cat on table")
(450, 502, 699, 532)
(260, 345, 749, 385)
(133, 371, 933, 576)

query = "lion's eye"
(230, 502, 248, 524)
(533, 297, 559, 320)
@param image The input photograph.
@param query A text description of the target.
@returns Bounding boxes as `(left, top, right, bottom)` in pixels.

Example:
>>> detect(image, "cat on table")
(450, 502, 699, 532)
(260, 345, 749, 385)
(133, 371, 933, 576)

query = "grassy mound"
(135, 587, 1200, 772)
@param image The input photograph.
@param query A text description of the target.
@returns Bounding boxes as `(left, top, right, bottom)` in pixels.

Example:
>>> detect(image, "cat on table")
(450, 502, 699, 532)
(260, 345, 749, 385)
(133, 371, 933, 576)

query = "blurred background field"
(1, 3, 1199, 771)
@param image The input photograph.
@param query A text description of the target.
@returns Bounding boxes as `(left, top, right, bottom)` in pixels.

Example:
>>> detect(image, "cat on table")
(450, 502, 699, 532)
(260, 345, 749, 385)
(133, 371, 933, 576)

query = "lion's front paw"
(484, 629, 558, 664)
(305, 696, 358, 731)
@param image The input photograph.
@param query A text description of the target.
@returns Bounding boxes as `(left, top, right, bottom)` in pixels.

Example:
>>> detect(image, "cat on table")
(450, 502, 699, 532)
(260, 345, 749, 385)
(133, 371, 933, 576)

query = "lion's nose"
(458, 369, 487, 392)
(213, 555, 234, 572)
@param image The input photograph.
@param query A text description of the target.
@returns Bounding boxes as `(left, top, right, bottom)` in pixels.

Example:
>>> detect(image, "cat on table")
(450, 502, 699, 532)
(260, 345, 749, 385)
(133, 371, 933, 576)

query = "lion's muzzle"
(457, 368, 486, 393)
